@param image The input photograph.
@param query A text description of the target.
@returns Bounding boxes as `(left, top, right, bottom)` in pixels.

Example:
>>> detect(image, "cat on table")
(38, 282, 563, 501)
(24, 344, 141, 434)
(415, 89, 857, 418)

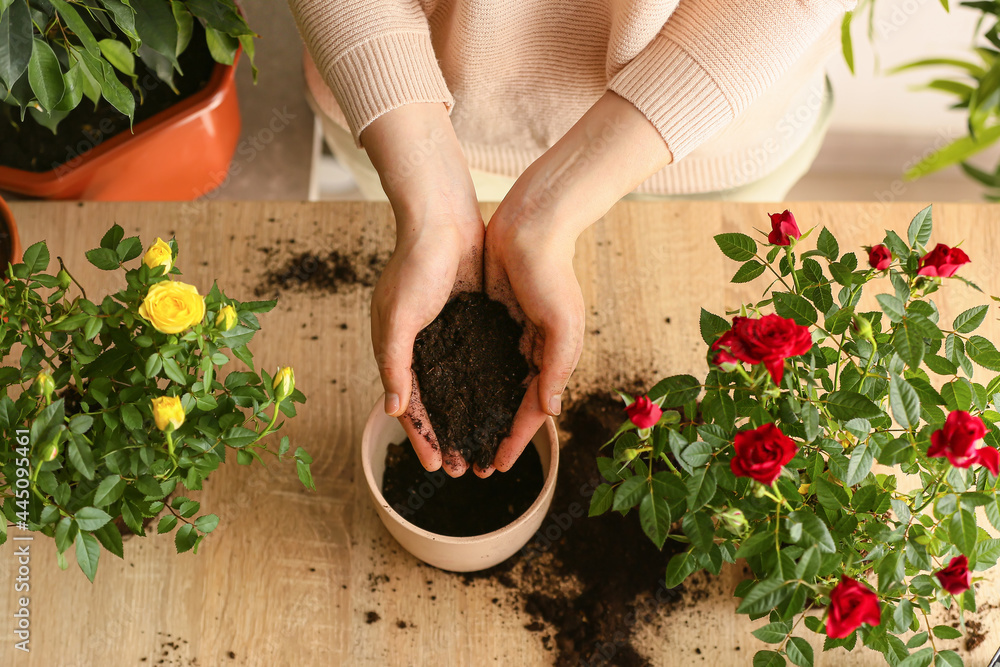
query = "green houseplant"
(0, 224, 313, 581)
(594, 207, 1000, 666)
(0, 0, 257, 199)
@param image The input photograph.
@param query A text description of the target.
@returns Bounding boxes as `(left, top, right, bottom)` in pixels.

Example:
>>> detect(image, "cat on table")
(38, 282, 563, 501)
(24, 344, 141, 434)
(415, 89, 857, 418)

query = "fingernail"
(548, 394, 561, 416)
(385, 392, 400, 415)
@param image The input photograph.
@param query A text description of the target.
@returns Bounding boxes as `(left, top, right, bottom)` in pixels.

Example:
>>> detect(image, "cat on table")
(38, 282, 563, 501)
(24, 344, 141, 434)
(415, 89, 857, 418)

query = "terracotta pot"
(0, 59, 241, 201)
(362, 396, 559, 572)
(0, 194, 21, 267)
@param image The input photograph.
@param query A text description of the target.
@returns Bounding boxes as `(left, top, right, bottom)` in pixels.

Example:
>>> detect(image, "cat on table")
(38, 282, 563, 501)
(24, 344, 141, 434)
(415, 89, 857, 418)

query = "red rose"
(918, 244, 970, 278)
(927, 411, 998, 474)
(625, 395, 662, 429)
(729, 423, 798, 485)
(768, 210, 801, 246)
(712, 349, 740, 371)
(711, 314, 813, 384)
(935, 555, 971, 595)
(827, 576, 881, 639)
(868, 244, 891, 270)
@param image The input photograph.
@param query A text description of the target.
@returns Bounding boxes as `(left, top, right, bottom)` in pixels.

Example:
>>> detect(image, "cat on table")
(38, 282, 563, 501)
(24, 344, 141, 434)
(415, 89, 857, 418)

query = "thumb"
(375, 331, 417, 417)
(536, 314, 583, 417)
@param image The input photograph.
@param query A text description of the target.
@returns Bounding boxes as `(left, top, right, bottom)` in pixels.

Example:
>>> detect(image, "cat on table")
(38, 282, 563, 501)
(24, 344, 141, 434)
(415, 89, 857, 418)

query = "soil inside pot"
(0, 22, 216, 173)
(411, 292, 529, 468)
(381, 437, 544, 537)
(0, 216, 11, 269)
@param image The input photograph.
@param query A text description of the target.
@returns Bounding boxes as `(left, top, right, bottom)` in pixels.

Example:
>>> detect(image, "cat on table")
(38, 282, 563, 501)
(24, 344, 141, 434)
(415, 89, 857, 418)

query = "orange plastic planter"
(0, 60, 241, 201)
(0, 195, 21, 266)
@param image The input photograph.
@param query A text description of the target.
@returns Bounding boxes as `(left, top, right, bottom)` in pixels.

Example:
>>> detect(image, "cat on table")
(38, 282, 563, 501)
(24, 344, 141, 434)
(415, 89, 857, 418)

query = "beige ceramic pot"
(361, 396, 559, 572)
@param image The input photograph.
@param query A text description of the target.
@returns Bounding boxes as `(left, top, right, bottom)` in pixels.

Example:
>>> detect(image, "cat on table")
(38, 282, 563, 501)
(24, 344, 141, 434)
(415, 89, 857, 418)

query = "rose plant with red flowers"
(591, 206, 1000, 667)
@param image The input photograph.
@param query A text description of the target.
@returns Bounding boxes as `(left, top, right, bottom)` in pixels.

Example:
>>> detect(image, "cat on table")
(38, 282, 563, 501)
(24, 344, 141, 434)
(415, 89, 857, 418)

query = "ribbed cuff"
(608, 35, 734, 162)
(321, 31, 454, 147)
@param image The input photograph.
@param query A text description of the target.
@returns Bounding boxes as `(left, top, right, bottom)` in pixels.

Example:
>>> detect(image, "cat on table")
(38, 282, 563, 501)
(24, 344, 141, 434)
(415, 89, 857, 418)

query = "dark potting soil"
(0, 218, 11, 269)
(253, 248, 387, 298)
(0, 22, 215, 173)
(381, 436, 543, 537)
(456, 390, 687, 667)
(411, 292, 529, 468)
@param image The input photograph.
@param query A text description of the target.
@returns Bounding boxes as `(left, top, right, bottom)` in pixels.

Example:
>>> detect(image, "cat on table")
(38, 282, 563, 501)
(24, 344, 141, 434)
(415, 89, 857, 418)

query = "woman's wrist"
(360, 102, 481, 233)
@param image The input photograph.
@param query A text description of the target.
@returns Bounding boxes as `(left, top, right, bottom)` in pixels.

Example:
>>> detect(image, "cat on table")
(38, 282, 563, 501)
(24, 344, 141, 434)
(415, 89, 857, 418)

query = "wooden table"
(1, 201, 998, 666)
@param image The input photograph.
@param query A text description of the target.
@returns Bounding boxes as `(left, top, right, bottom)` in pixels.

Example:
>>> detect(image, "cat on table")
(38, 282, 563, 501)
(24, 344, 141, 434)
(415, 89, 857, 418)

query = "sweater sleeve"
(608, 0, 854, 161)
(288, 0, 454, 146)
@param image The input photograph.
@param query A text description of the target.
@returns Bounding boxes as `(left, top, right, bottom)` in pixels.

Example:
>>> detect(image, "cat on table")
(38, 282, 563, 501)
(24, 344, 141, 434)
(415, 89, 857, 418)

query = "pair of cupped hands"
(371, 177, 585, 479)
(364, 94, 673, 478)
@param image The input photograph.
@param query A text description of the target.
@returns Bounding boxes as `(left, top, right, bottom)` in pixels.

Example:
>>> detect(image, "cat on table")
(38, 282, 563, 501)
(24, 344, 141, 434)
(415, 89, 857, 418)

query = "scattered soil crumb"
(365, 611, 381, 624)
(253, 248, 387, 297)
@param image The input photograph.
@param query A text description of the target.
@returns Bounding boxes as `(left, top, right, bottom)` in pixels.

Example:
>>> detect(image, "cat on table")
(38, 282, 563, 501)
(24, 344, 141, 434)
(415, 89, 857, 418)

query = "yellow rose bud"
(215, 304, 237, 332)
(142, 238, 173, 273)
(272, 366, 295, 402)
(34, 372, 55, 402)
(151, 395, 185, 431)
(798, 483, 810, 496)
(138, 281, 206, 334)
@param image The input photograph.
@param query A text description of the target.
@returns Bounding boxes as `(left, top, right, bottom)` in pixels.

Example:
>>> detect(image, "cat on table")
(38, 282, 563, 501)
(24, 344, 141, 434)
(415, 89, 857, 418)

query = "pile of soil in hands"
(412, 292, 529, 468)
(458, 390, 686, 667)
(253, 248, 386, 297)
(0, 22, 215, 173)
(381, 437, 543, 537)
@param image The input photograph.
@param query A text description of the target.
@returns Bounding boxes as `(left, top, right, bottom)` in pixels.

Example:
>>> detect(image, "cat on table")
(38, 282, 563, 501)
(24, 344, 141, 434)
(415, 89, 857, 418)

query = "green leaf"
(131, 0, 180, 69)
(753, 650, 785, 667)
(28, 39, 66, 111)
(649, 374, 702, 406)
(907, 205, 933, 247)
(161, 356, 187, 384)
(121, 403, 142, 431)
(157, 515, 178, 534)
(589, 483, 613, 517)
(841, 11, 855, 74)
(788, 510, 835, 553)
(204, 26, 238, 65)
(98, 0, 139, 43)
(85, 247, 120, 270)
(876, 294, 905, 323)
(795, 546, 821, 582)
(185, 0, 253, 35)
(949, 509, 977, 557)
(844, 442, 874, 486)
(714, 233, 757, 261)
(75, 506, 112, 531)
(75, 531, 100, 582)
(986, 495, 1000, 532)
(752, 622, 792, 644)
(174, 523, 197, 553)
(736, 578, 789, 615)
(97, 57, 134, 120)
(889, 374, 921, 430)
(20, 240, 50, 274)
(786, 637, 813, 667)
(93, 522, 124, 559)
(194, 514, 219, 533)
(68, 436, 96, 480)
(894, 322, 925, 369)
(613, 476, 646, 511)
(732, 260, 766, 283)
(93, 474, 125, 507)
(773, 292, 818, 326)
(877, 551, 905, 592)
(49, 0, 101, 57)
(906, 126, 1000, 179)
(954, 305, 989, 334)
(966, 335, 1000, 371)
(817, 227, 839, 261)
(825, 391, 883, 420)
(824, 306, 854, 336)
(935, 650, 963, 667)
(685, 466, 717, 512)
(682, 510, 714, 553)
(899, 647, 934, 667)
(98, 39, 135, 77)
(941, 380, 973, 412)
(639, 493, 671, 549)
(664, 550, 698, 588)
(700, 309, 731, 345)
(932, 625, 963, 640)
(0, 0, 32, 89)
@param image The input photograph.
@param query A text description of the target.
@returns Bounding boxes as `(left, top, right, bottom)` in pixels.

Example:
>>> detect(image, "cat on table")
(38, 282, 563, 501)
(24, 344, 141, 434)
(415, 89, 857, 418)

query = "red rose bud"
(712, 349, 741, 372)
(935, 555, 971, 595)
(625, 395, 662, 429)
(826, 576, 881, 639)
(918, 244, 970, 278)
(729, 423, 798, 485)
(867, 244, 891, 270)
(711, 314, 812, 384)
(927, 410, 996, 473)
(767, 210, 800, 246)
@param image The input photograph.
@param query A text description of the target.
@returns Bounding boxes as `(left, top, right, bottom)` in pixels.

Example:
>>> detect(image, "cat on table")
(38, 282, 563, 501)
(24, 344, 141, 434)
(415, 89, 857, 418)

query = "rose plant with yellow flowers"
(0, 224, 312, 582)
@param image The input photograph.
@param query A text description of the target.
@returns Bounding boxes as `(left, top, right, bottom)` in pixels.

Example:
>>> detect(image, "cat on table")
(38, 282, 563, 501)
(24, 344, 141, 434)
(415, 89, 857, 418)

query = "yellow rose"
(142, 238, 173, 273)
(151, 396, 185, 431)
(272, 366, 295, 402)
(215, 304, 237, 332)
(138, 281, 206, 334)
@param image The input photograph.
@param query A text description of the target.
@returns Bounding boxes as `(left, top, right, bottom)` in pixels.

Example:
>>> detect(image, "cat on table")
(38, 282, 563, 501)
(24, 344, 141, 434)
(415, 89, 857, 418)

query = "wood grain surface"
(0, 201, 997, 667)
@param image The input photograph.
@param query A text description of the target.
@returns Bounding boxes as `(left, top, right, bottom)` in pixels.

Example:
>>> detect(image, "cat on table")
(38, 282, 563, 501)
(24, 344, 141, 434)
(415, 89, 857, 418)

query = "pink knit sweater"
(290, 0, 854, 194)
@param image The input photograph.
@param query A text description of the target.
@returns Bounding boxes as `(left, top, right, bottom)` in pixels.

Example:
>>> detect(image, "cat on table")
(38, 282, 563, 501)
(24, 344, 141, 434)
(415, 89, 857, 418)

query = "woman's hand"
(363, 103, 483, 477)
(482, 91, 675, 474)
